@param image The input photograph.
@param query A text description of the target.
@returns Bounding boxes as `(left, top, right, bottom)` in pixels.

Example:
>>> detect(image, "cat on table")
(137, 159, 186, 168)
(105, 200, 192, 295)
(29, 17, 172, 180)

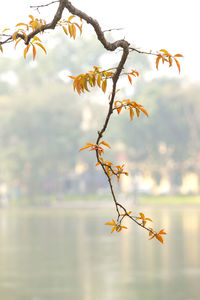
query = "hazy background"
(0, 2, 200, 300)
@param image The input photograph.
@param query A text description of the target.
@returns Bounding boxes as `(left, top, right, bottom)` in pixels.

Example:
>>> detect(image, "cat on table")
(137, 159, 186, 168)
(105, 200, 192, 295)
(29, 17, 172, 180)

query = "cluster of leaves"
(10, 15, 47, 59)
(79, 141, 128, 181)
(79, 141, 111, 156)
(58, 15, 83, 39)
(69, 66, 114, 94)
(69, 67, 140, 95)
(114, 99, 149, 121)
(96, 158, 128, 181)
(105, 211, 166, 244)
(156, 49, 183, 73)
(0, 14, 82, 60)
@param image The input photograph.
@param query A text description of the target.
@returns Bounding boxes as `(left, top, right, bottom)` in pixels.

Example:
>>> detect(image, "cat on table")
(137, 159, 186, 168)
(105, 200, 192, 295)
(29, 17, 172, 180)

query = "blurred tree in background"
(0, 34, 199, 200)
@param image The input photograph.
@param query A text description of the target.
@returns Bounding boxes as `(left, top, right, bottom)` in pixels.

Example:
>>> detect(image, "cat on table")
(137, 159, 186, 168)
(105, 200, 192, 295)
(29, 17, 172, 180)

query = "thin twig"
(30, 1, 59, 9)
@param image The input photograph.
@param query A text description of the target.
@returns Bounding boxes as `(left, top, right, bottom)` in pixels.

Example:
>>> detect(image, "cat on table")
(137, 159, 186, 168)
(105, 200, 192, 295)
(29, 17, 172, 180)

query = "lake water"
(0, 205, 199, 300)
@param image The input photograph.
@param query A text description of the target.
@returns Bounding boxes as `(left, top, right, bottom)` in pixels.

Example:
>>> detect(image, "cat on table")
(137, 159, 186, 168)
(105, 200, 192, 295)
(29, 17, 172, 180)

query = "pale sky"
(1, 0, 200, 82)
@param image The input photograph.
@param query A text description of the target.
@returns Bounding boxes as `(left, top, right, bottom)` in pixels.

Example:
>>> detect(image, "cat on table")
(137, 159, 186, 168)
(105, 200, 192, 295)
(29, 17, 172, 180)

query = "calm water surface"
(0, 205, 199, 300)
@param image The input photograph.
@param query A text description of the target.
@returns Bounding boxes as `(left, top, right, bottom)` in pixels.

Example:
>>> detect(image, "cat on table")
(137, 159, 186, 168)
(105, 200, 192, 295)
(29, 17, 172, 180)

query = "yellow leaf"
(3, 28, 10, 32)
(32, 36, 41, 42)
(35, 42, 47, 54)
(83, 78, 90, 92)
(97, 73, 101, 87)
(68, 15, 75, 22)
(100, 141, 111, 148)
(0, 44, 3, 53)
(102, 79, 107, 93)
(16, 23, 29, 30)
(72, 24, 76, 39)
(68, 24, 73, 37)
(62, 26, 68, 35)
(32, 44, 36, 60)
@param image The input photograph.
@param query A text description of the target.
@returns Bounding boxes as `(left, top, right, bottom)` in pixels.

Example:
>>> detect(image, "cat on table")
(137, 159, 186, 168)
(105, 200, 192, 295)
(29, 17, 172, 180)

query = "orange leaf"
(105, 219, 116, 226)
(174, 57, 181, 73)
(139, 107, 149, 117)
(174, 54, 183, 58)
(29, 15, 34, 21)
(14, 38, 22, 48)
(117, 106, 122, 115)
(24, 44, 31, 59)
(156, 234, 164, 244)
(135, 108, 140, 117)
(129, 108, 134, 121)
(156, 56, 161, 70)
(120, 211, 132, 216)
(79, 143, 93, 152)
(100, 141, 111, 149)
(128, 74, 132, 85)
(32, 44, 36, 60)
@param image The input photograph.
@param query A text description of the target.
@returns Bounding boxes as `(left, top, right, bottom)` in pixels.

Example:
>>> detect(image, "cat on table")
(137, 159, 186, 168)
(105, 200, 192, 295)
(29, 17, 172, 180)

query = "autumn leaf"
(105, 219, 127, 233)
(128, 74, 132, 85)
(136, 212, 152, 227)
(129, 107, 134, 121)
(97, 73, 102, 87)
(100, 141, 111, 149)
(68, 15, 75, 22)
(120, 211, 132, 217)
(24, 44, 31, 58)
(79, 143, 94, 152)
(32, 44, 36, 60)
(174, 57, 181, 73)
(35, 42, 47, 54)
(156, 55, 161, 70)
(102, 79, 107, 93)
(117, 106, 122, 114)
(174, 54, 183, 58)
(62, 26, 68, 35)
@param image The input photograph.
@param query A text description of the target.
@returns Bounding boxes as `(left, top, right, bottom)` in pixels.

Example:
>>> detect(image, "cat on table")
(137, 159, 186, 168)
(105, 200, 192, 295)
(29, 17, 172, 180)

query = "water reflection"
(0, 206, 199, 300)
